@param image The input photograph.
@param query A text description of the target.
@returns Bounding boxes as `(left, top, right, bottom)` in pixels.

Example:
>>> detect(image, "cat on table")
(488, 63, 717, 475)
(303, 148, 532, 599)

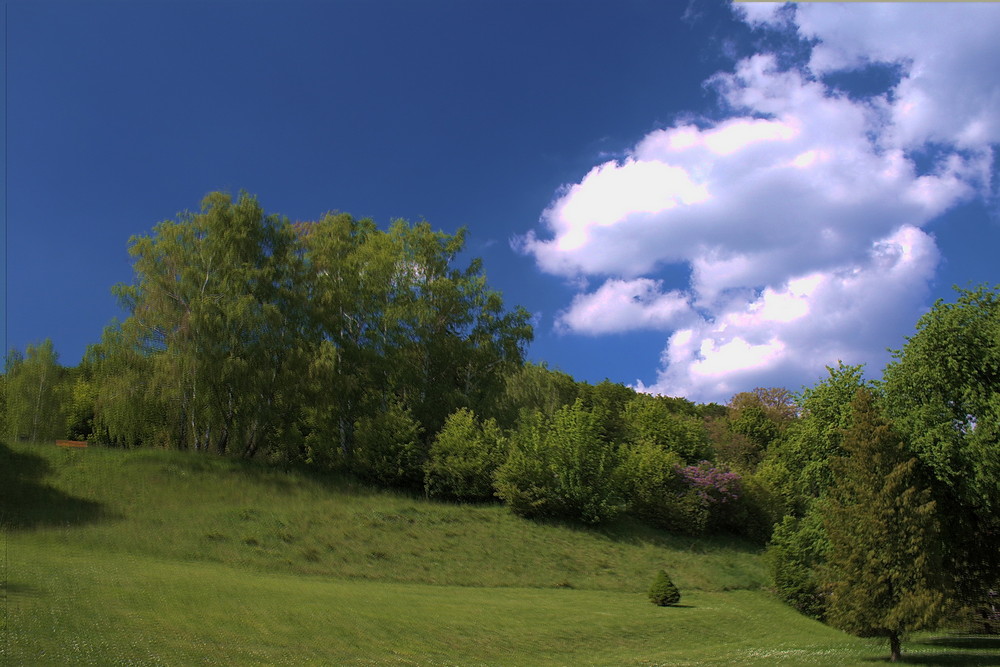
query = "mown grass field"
(3, 441, 999, 665)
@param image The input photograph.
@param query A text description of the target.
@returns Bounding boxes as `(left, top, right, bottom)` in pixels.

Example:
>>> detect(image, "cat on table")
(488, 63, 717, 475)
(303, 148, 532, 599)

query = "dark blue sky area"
(7, 1, 743, 382)
(6, 1, 997, 395)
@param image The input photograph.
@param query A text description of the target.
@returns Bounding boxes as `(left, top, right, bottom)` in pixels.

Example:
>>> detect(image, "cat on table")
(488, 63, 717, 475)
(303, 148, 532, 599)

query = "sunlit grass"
(4, 441, 999, 665)
(5, 543, 883, 665)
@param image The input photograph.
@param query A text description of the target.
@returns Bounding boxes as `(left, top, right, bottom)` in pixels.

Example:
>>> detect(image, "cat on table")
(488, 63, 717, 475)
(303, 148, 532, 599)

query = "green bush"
(766, 509, 830, 619)
(424, 408, 507, 501)
(648, 569, 681, 606)
(494, 400, 624, 524)
(352, 401, 424, 488)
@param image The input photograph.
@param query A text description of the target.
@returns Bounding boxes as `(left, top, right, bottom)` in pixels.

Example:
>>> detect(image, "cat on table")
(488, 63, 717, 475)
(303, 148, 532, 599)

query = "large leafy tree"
(823, 389, 947, 663)
(102, 192, 313, 457)
(881, 285, 1000, 607)
(760, 363, 868, 616)
(299, 213, 532, 464)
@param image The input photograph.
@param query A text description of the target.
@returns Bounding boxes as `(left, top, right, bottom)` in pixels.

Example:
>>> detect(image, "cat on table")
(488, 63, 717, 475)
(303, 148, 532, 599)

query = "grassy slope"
(3, 442, 998, 665)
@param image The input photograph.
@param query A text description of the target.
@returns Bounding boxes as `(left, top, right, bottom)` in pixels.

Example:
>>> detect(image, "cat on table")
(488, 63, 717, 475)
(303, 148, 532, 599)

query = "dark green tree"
(757, 362, 867, 516)
(579, 380, 635, 446)
(822, 389, 947, 663)
(648, 569, 681, 606)
(758, 363, 868, 616)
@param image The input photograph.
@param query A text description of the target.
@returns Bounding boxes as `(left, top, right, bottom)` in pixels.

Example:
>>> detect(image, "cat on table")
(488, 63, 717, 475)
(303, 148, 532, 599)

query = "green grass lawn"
(3, 441, 999, 665)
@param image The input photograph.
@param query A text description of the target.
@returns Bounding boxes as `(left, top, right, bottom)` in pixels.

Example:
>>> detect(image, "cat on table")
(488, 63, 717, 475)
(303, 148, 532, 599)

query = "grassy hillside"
(3, 441, 999, 664)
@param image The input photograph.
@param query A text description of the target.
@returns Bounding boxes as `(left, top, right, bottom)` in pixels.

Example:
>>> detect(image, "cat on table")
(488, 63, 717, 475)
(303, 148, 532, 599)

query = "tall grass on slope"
(3, 442, 766, 593)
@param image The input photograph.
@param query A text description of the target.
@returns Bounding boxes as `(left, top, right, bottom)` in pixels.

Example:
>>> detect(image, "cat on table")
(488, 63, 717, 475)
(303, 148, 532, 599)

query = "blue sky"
(6, 1, 999, 403)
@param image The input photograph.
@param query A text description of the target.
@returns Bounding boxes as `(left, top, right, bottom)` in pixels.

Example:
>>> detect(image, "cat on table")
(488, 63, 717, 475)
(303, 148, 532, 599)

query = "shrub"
(620, 441, 686, 527)
(767, 509, 830, 619)
(424, 408, 507, 501)
(623, 451, 747, 535)
(648, 569, 681, 606)
(494, 400, 624, 524)
(352, 401, 424, 488)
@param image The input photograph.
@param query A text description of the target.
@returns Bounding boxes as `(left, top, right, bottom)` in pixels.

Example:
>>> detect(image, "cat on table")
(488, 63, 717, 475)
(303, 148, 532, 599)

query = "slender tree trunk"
(890, 631, 901, 662)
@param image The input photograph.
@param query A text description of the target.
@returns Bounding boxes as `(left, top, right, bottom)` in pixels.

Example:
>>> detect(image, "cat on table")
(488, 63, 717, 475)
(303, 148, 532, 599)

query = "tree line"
(3, 192, 999, 661)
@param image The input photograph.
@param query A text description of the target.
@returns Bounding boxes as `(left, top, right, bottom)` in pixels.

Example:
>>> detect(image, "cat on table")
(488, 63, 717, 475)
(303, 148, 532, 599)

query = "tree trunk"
(889, 631, 901, 662)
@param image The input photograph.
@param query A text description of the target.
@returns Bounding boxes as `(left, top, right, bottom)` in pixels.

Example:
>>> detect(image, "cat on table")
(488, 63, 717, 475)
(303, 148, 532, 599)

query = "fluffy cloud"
(787, 3, 1000, 151)
(556, 279, 691, 335)
(523, 3, 999, 402)
(639, 225, 940, 400)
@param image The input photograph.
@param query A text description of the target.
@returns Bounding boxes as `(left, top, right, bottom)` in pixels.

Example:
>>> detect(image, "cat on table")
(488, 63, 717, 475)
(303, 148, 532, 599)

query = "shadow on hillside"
(152, 451, 381, 498)
(593, 516, 765, 555)
(0, 442, 110, 530)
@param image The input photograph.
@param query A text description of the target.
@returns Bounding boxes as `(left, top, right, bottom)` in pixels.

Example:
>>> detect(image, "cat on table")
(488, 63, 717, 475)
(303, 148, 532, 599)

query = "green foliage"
(495, 400, 624, 524)
(496, 362, 579, 429)
(579, 380, 635, 446)
(757, 363, 867, 516)
(822, 389, 947, 662)
(88, 322, 167, 448)
(88, 193, 531, 467)
(729, 405, 779, 453)
(64, 361, 98, 441)
(103, 192, 313, 456)
(767, 508, 830, 619)
(622, 394, 712, 463)
(881, 285, 1000, 603)
(424, 408, 507, 501)
(620, 441, 687, 529)
(301, 213, 532, 458)
(648, 569, 681, 606)
(351, 401, 424, 488)
(3, 340, 69, 443)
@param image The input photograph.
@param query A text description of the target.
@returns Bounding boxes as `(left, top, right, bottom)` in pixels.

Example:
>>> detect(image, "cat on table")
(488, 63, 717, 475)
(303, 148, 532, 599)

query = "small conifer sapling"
(648, 569, 681, 606)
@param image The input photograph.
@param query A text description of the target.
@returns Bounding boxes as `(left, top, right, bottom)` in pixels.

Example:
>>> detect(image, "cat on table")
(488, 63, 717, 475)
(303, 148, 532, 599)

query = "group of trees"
(762, 287, 1000, 661)
(4, 191, 1000, 661)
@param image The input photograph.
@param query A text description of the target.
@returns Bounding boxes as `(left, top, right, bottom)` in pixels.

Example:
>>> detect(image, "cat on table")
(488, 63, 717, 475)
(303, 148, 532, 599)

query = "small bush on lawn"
(648, 569, 681, 606)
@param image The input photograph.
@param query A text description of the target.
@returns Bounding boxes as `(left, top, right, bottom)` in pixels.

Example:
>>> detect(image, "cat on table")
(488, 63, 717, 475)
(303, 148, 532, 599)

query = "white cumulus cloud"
(522, 3, 999, 402)
(556, 279, 691, 335)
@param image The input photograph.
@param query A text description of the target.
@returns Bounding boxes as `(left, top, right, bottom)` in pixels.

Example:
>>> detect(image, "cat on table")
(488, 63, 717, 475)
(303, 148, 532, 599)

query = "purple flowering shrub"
(622, 443, 746, 535)
(677, 461, 742, 506)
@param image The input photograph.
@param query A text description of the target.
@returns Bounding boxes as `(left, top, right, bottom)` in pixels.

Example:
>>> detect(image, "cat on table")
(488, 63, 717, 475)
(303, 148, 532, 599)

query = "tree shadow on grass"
(0, 581, 41, 597)
(858, 636, 1000, 665)
(864, 655, 1000, 665)
(0, 442, 111, 530)
(917, 636, 1000, 650)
